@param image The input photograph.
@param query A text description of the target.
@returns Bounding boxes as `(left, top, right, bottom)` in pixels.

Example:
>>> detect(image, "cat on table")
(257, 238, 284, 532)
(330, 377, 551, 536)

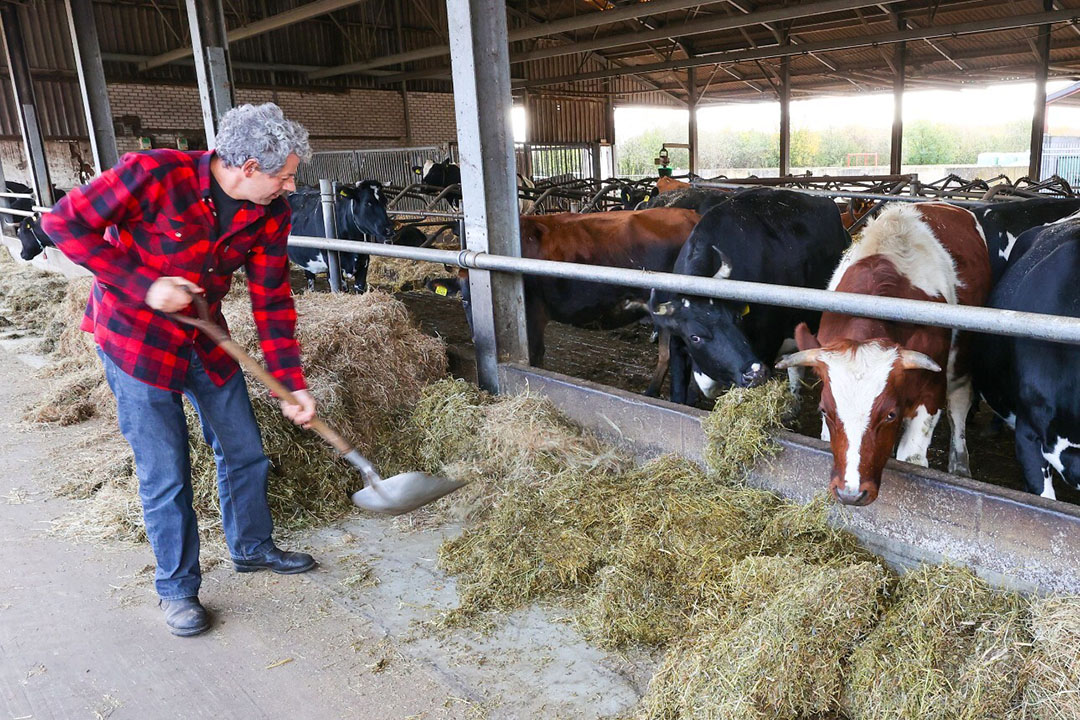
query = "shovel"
(169, 291, 464, 515)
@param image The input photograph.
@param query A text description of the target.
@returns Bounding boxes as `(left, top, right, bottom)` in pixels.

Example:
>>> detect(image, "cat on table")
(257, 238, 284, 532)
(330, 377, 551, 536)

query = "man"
(43, 103, 318, 637)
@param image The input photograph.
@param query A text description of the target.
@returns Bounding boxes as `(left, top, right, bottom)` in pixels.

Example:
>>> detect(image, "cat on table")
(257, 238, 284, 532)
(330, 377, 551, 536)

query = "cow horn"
(898, 350, 942, 372)
(775, 349, 822, 369)
(652, 301, 676, 316)
(713, 248, 733, 279)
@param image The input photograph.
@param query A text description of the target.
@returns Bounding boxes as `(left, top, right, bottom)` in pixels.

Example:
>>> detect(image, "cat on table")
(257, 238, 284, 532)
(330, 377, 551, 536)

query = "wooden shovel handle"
(169, 296, 355, 457)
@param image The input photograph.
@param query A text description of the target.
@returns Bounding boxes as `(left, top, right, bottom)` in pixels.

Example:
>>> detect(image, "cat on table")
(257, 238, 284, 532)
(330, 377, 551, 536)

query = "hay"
(366, 257, 457, 294)
(1023, 595, 1080, 720)
(426, 375, 873, 657)
(701, 379, 796, 481)
(0, 250, 69, 333)
(53, 288, 448, 544)
(635, 556, 888, 720)
(842, 563, 1031, 720)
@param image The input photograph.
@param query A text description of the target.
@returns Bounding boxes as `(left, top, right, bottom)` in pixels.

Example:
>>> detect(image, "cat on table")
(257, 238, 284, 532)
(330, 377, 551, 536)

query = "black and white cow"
(648, 187, 850, 405)
(9, 183, 68, 261)
(394, 224, 428, 247)
(287, 180, 394, 292)
(17, 216, 53, 261)
(968, 198, 1080, 283)
(645, 186, 734, 215)
(972, 219, 1080, 500)
(412, 158, 461, 208)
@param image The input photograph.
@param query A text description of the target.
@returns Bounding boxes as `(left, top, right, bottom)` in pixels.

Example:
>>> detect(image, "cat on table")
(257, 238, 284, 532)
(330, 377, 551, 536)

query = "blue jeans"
(98, 349, 274, 600)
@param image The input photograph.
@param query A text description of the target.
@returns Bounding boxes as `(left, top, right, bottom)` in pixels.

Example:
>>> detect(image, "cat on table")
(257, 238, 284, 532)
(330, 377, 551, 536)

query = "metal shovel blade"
(350, 471, 466, 516)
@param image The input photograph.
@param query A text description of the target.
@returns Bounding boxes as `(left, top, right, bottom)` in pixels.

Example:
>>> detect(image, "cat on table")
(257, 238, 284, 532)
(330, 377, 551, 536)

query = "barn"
(1, 0, 1079, 717)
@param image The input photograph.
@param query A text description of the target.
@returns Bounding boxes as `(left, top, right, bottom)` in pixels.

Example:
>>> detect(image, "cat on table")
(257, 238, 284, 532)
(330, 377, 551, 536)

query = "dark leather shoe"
(233, 546, 316, 575)
(160, 597, 210, 637)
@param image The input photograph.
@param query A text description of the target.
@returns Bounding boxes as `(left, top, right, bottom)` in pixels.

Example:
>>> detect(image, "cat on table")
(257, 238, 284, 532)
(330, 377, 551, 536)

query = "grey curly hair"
(214, 103, 312, 174)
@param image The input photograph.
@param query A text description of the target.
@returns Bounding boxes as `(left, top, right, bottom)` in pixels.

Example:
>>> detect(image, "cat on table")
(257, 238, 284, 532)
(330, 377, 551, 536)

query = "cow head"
(427, 270, 472, 333)
(777, 323, 942, 505)
(338, 181, 393, 241)
(17, 216, 52, 261)
(619, 185, 648, 211)
(648, 250, 768, 396)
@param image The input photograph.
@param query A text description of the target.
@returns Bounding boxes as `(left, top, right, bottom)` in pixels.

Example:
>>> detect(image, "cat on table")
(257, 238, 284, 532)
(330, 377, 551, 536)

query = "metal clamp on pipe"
(457, 249, 482, 269)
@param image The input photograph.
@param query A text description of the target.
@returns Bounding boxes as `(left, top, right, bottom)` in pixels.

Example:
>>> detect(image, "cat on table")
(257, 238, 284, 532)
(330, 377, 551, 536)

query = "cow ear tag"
(339, 190, 348, 197)
(741, 304, 750, 317)
(435, 284, 448, 296)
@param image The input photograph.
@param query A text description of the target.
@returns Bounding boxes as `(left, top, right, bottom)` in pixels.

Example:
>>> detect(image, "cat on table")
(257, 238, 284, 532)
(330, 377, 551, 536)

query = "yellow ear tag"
(435, 285, 448, 296)
(339, 190, 348, 197)
(741, 304, 750, 317)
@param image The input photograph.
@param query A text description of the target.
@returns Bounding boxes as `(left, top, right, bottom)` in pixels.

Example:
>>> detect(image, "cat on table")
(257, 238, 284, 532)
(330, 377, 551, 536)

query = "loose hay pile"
(366, 238, 459, 294)
(0, 250, 69, 333)
(842, 563, 1030, 720)
(424, 381, 876, 656)
(636, 556, 888, 720)
(1024, 595, 1080, 720)
(54, 285, 448, 543)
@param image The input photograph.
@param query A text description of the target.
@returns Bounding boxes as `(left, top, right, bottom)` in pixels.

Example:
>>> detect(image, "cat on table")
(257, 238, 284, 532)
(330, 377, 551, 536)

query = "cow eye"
(690, 334, 702, 344)
(886, 411, 898, 422)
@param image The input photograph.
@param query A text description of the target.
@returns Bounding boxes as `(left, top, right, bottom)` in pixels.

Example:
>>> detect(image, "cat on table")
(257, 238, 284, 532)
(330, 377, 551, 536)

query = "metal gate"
(297, 145, 458, 188)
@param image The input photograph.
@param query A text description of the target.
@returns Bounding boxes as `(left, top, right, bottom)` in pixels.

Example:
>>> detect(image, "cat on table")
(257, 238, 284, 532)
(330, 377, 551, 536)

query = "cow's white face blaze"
(818, 343, 903, 505)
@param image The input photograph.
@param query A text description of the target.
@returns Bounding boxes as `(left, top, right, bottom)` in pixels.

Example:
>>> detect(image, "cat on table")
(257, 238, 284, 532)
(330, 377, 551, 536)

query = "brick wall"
(106, 83, 450, 156)
(406, 92, 457, 146)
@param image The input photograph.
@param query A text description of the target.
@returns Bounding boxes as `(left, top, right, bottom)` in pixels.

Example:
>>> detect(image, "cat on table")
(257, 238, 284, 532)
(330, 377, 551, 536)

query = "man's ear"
(242, 158, 260, 177)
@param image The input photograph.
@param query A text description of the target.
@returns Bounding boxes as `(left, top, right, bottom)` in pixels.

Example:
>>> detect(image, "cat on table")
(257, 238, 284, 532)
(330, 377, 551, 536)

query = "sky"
(612, 81, 1080, 139)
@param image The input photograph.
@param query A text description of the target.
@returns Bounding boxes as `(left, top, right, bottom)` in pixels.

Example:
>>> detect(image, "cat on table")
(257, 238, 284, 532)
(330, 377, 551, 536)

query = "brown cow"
(655, 176, 691, 195)
(435, 208, 701, 391)
(777, 203, 991, 505)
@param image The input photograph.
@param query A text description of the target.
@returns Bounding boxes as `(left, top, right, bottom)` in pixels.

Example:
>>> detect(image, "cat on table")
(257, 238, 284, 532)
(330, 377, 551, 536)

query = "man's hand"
(146, 276, 204, 313)
(280, 389, 316, 427)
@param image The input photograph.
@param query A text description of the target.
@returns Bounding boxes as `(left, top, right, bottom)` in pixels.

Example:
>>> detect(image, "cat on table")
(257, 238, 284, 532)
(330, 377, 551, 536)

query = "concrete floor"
(0, 339, 649, 720)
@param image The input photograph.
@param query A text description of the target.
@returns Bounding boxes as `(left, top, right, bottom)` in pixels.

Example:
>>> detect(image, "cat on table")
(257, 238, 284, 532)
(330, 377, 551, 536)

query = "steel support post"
(890, 25, 907, 174)
(0, 4, 53, 207)
(779, 57, 790, 176)
(446, 0, 529, 393)
(688, 67, 699, 176)
(186, 0, 235, 146)
(319, 179, 342, 293)
(65, 0, 119, 173)
(1029, 0, 1053, 181)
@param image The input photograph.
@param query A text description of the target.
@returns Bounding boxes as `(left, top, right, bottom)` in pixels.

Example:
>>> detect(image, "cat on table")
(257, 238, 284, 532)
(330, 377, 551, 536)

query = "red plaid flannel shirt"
(41, 149, 307, 393)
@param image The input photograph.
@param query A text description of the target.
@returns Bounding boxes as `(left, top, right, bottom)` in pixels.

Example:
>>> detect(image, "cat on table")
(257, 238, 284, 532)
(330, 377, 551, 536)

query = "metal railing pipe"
(286, 235, 1080, 346)
(0, 206, 38, 218)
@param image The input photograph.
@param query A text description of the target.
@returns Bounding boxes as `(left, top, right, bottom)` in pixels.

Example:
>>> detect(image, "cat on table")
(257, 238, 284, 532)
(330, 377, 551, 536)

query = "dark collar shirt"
(41, 149, 307, 393)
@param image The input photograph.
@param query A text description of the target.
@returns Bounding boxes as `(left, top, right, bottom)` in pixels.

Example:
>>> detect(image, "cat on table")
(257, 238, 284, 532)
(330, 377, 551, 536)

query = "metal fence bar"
(0, 207, 37, 218)
(286, 235, 1080, 346)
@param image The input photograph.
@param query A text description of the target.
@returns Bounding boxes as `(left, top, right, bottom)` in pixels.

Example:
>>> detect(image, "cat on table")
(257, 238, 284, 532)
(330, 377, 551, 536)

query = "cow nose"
(741, 362, 768, 387)
(833, 487, 869, 505)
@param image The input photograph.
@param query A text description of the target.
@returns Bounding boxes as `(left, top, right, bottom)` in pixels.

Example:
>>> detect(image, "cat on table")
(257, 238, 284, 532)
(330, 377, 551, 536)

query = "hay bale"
(1023, 595, 1080, 720)
(636, 556, 888, 720)
(842, 563, 1030, 720)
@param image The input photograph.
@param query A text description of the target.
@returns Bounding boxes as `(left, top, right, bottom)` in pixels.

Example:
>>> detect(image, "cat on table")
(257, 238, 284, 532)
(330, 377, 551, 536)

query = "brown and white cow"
(777, 202, 991, 505)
